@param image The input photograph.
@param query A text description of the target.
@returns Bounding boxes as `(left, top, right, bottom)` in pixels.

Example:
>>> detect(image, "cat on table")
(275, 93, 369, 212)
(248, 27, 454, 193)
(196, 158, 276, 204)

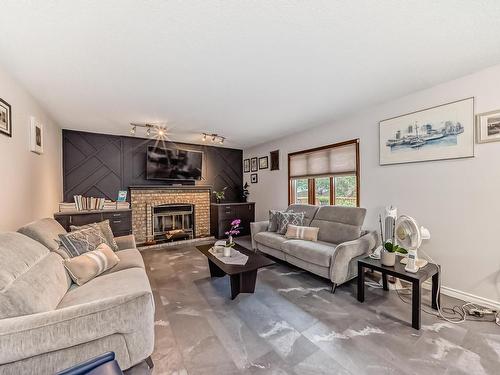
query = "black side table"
(357, 257, 440, 330)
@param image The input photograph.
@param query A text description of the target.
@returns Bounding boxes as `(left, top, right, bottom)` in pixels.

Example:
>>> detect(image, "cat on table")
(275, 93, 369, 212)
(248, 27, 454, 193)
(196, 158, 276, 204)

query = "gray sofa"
(251, 204, 379, 291)
(0, 218, 154, 375)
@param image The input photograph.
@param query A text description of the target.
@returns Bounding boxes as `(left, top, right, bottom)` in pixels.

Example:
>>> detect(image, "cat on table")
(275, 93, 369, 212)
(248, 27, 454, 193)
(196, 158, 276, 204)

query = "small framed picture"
(251, 173, 258, 183)
(117, 190, 128, 202)
(476, 109, 500, 143)
(243, 158, 250, 173)
(258, 156, 269, 170)
(270, 150, 280, 171)
(250, 157, 258, 172)
(0, 98, 12, 137)
(30, 116, 43, 154)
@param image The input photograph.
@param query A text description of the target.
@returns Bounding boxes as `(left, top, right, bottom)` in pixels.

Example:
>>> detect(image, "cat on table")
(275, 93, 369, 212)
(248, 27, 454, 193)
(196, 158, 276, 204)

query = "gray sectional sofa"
(0, 218, 154, 375)
(251, 204, 379, 291)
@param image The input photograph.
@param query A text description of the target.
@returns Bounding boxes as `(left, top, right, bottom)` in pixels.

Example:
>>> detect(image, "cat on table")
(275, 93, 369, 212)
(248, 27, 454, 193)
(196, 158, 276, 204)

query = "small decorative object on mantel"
(258, 156, 269, 169)
(379, 97, 474, 165)
(251, 173, 258, 183)
(213, 186, 227, 203)
(117, 190, 128, 202)
(250, 157, 258, 172)
(270, 150, 280, 171)
(243, 159, 250, 173)
(0, 97, 12, 137)
(242, 182, 250, 202)
(476, 109, 500, 143)
(30, 116, 44, 154)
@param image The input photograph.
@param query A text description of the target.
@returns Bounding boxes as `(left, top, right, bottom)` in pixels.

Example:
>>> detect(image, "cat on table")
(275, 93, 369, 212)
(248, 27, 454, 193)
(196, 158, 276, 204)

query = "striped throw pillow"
(63, 243, 120, 285)
(284, 225, 320, 242)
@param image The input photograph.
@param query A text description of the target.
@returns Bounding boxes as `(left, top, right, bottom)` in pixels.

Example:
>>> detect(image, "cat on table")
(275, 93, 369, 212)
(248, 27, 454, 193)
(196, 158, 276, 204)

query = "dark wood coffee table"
(196, 243, 275, 299)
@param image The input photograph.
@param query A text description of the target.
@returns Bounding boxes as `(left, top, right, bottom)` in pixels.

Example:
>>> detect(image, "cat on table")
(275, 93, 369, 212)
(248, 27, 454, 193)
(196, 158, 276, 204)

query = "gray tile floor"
(127, 238, 500, 375)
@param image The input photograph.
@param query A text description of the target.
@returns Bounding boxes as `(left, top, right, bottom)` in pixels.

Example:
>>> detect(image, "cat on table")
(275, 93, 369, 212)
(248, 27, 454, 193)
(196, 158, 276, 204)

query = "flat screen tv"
(146, 146, 203, 181)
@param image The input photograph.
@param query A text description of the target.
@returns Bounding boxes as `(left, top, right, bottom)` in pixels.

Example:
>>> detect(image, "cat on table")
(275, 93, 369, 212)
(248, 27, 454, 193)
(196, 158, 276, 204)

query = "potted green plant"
(213, 187, 227, 203)
(381, 241, 407, 267)
(242, 182, 249, 202)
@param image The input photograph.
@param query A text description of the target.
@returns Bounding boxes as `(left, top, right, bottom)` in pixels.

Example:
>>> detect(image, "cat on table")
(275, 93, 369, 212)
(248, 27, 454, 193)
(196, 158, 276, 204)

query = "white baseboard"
(422, 281, 500, 310)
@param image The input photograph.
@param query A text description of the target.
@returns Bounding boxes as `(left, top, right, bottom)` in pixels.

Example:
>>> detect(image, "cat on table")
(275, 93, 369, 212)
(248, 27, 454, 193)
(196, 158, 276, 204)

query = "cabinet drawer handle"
(113, 213, 121, 217)
(113, 220, 122, 224)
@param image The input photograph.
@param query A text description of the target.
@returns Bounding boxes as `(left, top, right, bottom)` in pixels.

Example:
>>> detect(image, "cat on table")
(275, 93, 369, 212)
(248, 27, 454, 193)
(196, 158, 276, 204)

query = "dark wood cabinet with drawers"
(54, 209, 132, 237)
(210, 202, 255, 239)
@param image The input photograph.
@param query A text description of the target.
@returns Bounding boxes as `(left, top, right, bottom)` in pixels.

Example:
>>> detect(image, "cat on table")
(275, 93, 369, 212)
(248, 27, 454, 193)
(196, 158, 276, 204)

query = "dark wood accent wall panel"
(63, 130, 243, 202)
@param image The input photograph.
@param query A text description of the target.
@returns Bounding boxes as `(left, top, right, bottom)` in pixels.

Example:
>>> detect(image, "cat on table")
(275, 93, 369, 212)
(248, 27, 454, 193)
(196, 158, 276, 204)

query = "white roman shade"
(289, 143, 357, 179)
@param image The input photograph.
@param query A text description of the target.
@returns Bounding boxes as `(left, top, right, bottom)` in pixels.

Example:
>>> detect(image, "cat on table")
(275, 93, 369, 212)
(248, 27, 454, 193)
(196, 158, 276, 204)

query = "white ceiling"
(1, 1, 500, 148)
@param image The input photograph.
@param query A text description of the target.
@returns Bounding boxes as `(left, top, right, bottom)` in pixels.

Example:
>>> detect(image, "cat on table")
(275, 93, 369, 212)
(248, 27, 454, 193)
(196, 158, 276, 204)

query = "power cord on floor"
(393, 250, 500, 327)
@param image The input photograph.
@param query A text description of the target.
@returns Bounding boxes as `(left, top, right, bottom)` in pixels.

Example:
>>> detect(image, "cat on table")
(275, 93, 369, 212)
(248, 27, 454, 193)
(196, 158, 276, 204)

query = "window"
(314, 177, 331, 206)
(290, 178, 309, 204)
(288, 140, 359, 207)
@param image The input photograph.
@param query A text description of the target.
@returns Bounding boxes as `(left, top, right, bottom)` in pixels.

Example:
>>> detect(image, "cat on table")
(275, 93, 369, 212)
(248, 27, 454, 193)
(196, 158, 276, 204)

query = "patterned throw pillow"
(276, 211, 305, 235)
(285, 225, 320, 242)
(268, 210, 282, 232)
(70, 220, 119, 251)
(59, 226, 107, 258)
(63, 243, 120, 285)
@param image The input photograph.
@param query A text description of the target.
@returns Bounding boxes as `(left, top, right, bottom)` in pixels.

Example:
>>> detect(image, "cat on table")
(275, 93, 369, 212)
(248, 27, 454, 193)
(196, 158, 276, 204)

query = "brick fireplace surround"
(130, 186, 211, 243)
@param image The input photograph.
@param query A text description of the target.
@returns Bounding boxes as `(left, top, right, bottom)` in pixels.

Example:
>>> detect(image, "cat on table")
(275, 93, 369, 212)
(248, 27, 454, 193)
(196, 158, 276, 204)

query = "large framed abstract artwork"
(379, 97, 474, 165)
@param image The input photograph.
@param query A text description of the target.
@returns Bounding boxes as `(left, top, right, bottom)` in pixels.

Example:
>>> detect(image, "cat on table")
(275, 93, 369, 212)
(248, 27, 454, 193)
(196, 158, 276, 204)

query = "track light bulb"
(220, 138, 224, 144)
(202, 134, 207, 141)
(146, 128, 151, 136)
(158, 128, 165, 137)
(130, 126, 136, 135)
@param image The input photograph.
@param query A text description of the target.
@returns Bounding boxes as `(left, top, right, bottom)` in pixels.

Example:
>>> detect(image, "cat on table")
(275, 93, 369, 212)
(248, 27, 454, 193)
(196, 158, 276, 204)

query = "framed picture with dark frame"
(250, 157, 258, 172)
(0, 97, 12, 137)
(270, 150, 280, 170)
(258, 156, 269, 169)
(243, 158, 250, 173)
(251, 173, 258, 183)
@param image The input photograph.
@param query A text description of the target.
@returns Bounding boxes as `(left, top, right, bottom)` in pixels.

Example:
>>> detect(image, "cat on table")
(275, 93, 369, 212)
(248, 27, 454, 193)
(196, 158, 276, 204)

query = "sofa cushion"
(101, 248, 145, 275)
(310, 206, 366, 244)
(57, 267, 152, 309)
(71, 220, 119, 251)
(276, 211, 305, 234)
(286, 204, 320, 226)
(0, 232, 71, 319)
(63, 243, 120, 285)
(285, 224, 319, 242)
(267, 210, 282, 232)
(254, 231, 288, 249)
(59, 227, 108, 257)
(17, 218, 67, 252)
(282, 239, 337, 267)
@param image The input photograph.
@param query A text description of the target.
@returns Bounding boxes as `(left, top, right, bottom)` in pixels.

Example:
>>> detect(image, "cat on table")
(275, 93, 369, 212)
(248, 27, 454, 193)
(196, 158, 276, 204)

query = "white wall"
(244, 64, 500, 304)
(0, 65, 62, 230)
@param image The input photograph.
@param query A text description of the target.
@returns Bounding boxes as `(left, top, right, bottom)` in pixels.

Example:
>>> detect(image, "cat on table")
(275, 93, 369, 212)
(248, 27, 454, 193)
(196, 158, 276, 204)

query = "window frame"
(288, 139, 360, 207)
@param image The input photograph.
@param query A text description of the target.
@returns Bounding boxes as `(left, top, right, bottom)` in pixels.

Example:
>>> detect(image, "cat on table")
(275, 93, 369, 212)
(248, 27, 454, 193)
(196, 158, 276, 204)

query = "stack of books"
(116, 201, 130, 210)
(73, 195, 106, 211)
(102, 200, 118, 210)
(59, 202, 77, 212)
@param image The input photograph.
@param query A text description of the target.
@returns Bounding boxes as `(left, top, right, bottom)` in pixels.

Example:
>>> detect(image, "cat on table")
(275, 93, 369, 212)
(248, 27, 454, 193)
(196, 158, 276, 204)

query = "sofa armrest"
(250, 221, 269, 250)
(0, 291, 153, 365)
(329, 230, 379, 285)
(115, 234, 137, 250)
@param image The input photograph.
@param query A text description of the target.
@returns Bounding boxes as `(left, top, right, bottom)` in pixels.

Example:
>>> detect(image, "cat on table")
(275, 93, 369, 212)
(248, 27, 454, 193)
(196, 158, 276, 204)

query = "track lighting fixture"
(202, 133, 226, 145)
(130, 123, 168, 139)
